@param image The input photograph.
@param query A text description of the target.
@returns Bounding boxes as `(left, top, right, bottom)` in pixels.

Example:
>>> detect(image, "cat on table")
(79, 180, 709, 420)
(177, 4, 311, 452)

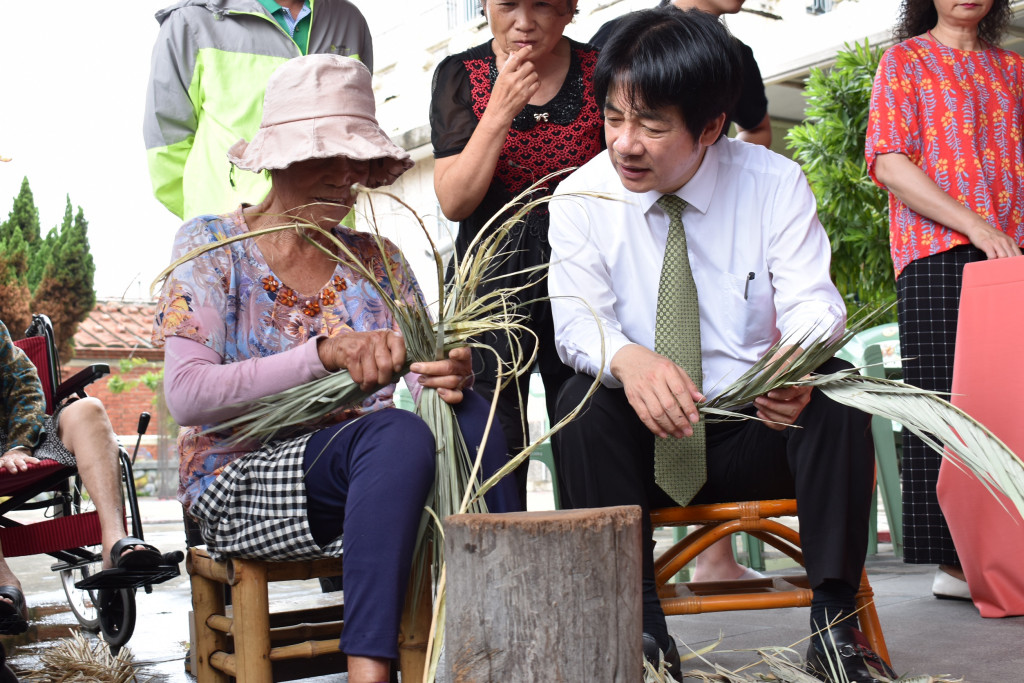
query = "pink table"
(938, 256, 1024, 617)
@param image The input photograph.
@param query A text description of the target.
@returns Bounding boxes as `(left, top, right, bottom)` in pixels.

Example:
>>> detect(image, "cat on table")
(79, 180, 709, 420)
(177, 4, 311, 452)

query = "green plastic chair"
(527, 374, 562, 509)
(837, 322, 903, 558)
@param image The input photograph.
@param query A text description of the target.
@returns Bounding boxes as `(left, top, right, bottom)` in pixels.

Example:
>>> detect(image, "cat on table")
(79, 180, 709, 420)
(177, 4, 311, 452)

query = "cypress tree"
(27, 198, 68, 293)
(32, 205, 96, 356)
(0, 225, 33, 336)
(1, 177, 41, 246)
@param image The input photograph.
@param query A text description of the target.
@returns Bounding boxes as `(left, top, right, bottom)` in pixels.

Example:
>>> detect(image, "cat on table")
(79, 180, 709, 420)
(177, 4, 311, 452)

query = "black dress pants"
(552, 357, 874, 635)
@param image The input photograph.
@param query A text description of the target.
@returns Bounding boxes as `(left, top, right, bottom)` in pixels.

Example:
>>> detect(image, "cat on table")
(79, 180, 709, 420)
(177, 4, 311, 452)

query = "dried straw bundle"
(19, 631, 142, 683)
(674, 645, 961, 683)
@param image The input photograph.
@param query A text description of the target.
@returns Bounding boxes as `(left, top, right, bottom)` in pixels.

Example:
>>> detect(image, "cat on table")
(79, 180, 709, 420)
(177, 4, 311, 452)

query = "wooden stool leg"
(189, 561, 230, 683)
(856, 569, 890, 664)
(398, 562, 433, 683)
(231, 558, 273, 682)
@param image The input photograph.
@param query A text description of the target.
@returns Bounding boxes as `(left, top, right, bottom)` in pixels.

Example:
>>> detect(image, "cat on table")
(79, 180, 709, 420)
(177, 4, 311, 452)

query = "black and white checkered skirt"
(189, 431, 344, 563)
(896, 244, 986, 566)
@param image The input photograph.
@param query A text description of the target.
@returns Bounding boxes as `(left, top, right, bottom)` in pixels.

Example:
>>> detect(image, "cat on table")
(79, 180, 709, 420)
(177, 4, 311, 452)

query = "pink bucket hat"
(227, 55, 413, 182)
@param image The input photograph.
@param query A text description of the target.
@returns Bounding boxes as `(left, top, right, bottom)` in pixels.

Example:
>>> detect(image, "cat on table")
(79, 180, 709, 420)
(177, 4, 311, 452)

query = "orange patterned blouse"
(866, 36, 1024, 277)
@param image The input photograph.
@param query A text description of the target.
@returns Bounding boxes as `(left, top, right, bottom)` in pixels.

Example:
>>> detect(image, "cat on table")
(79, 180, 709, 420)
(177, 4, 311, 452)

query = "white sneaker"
(932, 567, 971, 600)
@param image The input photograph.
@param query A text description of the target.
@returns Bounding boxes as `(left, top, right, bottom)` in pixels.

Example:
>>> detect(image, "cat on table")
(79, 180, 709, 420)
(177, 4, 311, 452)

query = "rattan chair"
(650, 499, 889, 662)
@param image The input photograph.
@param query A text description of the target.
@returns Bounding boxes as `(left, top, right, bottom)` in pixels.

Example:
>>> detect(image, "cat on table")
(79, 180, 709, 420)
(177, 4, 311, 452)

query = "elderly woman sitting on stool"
(154, 55, 518, 683)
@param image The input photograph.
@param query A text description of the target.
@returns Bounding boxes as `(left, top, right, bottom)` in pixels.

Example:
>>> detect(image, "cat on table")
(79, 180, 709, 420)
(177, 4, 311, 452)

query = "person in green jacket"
(144, 0, 373, 220)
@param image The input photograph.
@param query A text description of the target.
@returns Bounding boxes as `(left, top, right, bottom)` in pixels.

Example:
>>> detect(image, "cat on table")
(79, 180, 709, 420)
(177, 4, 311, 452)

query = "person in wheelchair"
(153, 54, 518, 683)
(0, 319, 170, 636)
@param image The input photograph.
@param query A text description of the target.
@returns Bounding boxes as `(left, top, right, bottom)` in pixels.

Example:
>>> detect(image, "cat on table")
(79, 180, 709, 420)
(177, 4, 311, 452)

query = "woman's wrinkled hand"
(410, 346, 474, 405)
(0, 447, 39, 474)
(964, 220, 1022, 260)
(488, 46, 539, 124)
(318, 331, 406, 391)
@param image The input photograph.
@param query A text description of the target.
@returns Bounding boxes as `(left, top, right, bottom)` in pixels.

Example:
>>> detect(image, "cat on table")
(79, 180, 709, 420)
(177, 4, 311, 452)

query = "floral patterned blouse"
(153, 207, 425, 508)
(866, 36, 1024, 277)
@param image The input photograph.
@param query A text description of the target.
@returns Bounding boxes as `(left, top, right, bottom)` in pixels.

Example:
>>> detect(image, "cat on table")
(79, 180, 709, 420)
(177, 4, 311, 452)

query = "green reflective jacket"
(144, 0, 372, 220)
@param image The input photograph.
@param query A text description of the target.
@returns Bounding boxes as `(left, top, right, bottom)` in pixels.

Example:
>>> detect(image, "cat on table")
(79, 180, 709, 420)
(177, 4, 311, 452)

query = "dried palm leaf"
(808, 372, 1024, 516)
(696, 306, 1024, 519)
(19, 631, 144, 683)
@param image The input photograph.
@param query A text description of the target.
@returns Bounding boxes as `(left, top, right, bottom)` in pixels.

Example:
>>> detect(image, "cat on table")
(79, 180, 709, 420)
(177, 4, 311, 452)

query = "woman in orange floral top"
(866, 0, 1023, 596)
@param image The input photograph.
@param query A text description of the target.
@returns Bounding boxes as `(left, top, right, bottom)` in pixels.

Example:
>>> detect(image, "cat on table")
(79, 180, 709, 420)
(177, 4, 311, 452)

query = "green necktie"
(653, 194, 706, 506)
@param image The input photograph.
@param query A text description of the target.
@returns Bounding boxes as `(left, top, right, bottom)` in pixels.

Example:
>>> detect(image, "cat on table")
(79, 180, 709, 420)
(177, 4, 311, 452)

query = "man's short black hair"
(594, 7, 742, 139)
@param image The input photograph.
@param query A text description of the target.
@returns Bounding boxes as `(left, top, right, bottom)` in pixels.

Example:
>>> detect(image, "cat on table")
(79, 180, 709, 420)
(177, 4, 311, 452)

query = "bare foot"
(691, 558, 762, 582)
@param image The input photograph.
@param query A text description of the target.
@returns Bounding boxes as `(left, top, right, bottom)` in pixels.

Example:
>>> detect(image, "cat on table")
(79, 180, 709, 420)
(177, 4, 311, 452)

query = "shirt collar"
(638, 138, 722, 217)
(255, 0, 310, 19)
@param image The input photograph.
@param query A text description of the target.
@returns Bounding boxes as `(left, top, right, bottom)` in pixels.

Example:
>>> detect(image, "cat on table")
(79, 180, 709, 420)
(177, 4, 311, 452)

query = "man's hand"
(754, 344, 811, 430)
(754, 385, 812, 430)
(610, 344, 704, 438)
(318, 330, 406, 391)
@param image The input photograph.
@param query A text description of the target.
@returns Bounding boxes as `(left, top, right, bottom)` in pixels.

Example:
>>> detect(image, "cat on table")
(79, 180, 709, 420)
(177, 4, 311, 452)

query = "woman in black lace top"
(430, 0, 603, 506)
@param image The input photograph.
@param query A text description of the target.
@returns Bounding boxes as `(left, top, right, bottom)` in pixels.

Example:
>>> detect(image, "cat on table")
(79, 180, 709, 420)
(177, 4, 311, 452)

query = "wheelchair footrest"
(74, 552, 184, 590)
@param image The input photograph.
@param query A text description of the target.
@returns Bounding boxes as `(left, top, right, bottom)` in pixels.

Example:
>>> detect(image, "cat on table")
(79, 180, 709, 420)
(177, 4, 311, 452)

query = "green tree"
(1, 177, 41, 246)
(0, 225, 32, 335)
(32, 206, 96, 358)
(26, 199, 68, 293)
(786, 40, 894, 319)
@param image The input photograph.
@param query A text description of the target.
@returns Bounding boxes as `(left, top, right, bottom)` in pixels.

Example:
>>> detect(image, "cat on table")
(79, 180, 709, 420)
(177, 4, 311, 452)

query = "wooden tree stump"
(445, 506, 642, 683)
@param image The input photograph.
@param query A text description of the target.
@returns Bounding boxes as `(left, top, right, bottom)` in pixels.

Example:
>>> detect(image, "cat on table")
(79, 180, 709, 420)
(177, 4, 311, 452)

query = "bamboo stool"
(651, 499, 889, 663)
(187, 547, 432, 682)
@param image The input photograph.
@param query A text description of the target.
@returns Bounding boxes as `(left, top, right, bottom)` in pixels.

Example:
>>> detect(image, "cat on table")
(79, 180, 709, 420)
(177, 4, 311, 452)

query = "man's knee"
(806, 357, 871, 432)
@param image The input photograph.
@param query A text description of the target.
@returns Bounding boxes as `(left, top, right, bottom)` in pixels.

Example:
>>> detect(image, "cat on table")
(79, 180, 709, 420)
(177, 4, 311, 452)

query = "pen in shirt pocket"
(743, 272, 755, 300)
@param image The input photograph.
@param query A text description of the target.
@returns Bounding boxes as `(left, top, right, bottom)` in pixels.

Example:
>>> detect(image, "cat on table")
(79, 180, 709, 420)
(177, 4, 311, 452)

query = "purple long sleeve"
(163, 336, 331, 426)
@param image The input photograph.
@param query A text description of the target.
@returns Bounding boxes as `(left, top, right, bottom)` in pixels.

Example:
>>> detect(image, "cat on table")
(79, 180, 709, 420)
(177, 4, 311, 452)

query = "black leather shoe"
(806, 624, 896, 682)
(642, 632, 681, 680)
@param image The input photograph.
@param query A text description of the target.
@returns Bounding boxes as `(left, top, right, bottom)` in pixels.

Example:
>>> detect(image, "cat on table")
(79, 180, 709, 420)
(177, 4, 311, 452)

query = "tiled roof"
(73, 299, 163, 361)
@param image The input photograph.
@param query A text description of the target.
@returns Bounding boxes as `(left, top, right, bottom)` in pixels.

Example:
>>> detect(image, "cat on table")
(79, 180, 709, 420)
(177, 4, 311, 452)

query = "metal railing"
(447, 0, 480, 29)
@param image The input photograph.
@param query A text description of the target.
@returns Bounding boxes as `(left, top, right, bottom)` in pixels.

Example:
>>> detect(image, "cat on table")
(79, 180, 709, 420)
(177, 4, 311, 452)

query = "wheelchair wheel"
(97, 588, 136, 652)
(59, 563, 102, 632)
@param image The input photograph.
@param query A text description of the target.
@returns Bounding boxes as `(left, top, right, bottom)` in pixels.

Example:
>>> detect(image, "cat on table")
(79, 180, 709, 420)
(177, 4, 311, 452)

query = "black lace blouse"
(429, 39, 604, 260)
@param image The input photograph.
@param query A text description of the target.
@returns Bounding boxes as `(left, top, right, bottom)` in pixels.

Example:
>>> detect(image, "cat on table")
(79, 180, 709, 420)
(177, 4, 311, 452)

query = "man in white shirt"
(548, 9, 893, 682)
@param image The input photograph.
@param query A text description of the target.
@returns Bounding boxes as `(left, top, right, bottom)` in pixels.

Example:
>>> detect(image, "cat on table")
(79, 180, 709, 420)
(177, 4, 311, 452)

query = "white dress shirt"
(548, 137, 845, 399)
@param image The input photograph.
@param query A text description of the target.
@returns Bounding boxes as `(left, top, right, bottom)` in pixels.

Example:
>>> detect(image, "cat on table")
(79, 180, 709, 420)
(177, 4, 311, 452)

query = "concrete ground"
(2, 481, 1021, 682)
